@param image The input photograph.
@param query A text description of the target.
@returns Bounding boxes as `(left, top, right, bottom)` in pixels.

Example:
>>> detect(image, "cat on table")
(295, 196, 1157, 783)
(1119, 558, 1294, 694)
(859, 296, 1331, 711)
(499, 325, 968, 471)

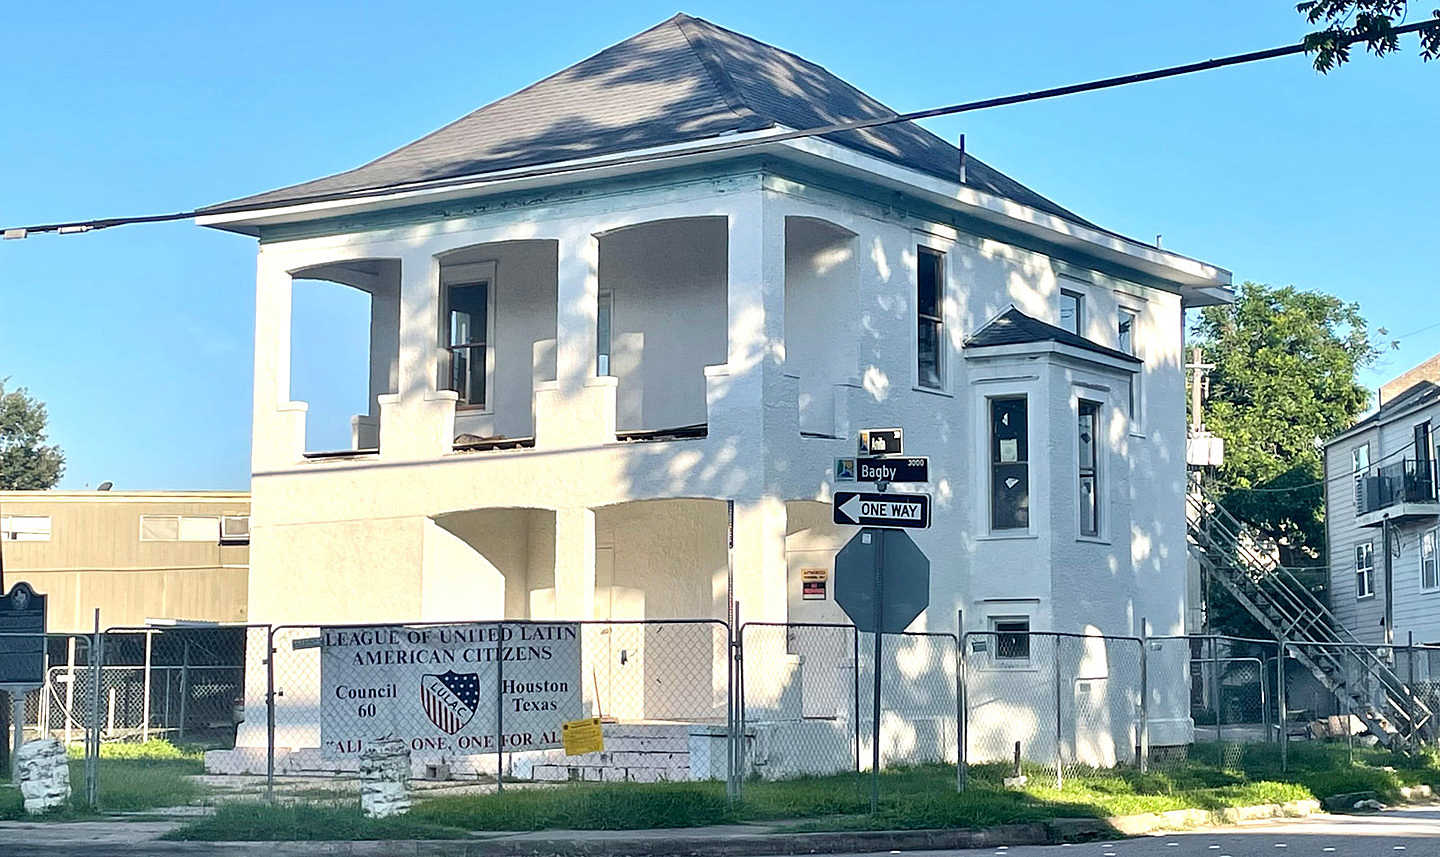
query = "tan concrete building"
(0, 491, 250, 632)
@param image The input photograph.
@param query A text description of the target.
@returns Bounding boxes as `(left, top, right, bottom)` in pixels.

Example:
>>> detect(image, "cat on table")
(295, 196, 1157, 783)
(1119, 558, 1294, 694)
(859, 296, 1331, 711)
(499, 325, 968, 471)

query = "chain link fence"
(960, 630, 1145, 788)
(737, 623, 957, 789)
(8, 621, 1439, 812)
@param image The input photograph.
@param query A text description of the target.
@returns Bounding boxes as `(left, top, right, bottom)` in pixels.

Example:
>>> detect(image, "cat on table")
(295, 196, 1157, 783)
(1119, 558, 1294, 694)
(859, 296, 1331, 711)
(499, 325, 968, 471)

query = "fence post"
(852, 621, 860, 779)
(85, 610, 101, 810)
(1210, 637, 1223, 765)
(1345, 687, 1354, 766)
(734, 602, 744, 795)
(1257, 657, 1270, 745)
(956, 609, 966, 792)
(1138, 619, 1149, 774)
(63, 637, 76, 746)
(1408, 631, 1417, 691)
(725, 619, 736, 801)
(1053, 634, 1063, 791)
(265, 627, 276, 803)
(141, 630, 153, 743)
(495, 620, 505, 792)
(1277, 636, 1288, 773)
(178, 639, 191, 743)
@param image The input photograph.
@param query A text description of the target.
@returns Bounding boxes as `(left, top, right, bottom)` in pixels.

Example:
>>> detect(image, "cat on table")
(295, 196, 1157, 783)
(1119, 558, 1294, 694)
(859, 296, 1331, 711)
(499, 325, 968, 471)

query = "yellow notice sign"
(562, 717, 605, 756)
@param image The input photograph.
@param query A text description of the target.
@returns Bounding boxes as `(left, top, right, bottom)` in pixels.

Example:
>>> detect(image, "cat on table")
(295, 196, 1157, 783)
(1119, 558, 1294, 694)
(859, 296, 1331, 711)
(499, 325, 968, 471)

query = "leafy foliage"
(0, 381, 65, 489)
(1297, 1, 1440, 71)
(1189, 284, 1380, 635)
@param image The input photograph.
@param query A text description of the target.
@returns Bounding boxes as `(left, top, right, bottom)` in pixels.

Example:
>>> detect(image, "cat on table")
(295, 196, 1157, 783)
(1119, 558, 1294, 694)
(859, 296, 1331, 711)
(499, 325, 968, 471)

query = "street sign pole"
(870, 530, 884, 814)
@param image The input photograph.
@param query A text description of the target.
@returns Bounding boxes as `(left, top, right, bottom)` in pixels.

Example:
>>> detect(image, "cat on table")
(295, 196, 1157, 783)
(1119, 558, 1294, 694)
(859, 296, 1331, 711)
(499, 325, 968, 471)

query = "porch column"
(396, 249, 439, 401)
(708, 186, 790, 454)
(555, 230, 600, 395)
(553, 507, 597, 621)
(536, 230, 613, 448)
(369, 273, 401, 414)
(380, 249, 455, 458)
(251, 251, 305, 469)
(731, 497, 788, 623)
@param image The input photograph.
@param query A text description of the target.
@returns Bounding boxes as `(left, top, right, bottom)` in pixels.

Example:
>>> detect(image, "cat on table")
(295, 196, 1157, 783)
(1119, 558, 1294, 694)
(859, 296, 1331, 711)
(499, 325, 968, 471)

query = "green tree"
(1297, 2, 1440, 71)
(0, 381, 65, 490)
(1190, 283, 1380, 636)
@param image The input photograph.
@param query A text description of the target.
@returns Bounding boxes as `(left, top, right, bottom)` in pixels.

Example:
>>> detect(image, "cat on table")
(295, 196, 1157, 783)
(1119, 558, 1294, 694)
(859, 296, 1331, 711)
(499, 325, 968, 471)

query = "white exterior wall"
(237, 165, 1199, 769)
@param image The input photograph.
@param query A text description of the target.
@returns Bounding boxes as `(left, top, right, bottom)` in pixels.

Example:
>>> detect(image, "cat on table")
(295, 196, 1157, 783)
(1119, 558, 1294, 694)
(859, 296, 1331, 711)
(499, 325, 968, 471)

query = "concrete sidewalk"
(0, 800, 1319, 857)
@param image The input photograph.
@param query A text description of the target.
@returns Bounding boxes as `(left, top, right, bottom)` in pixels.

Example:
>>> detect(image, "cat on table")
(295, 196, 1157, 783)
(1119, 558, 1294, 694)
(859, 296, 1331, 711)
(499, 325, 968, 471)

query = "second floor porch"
(1356, 458, 1440, 527)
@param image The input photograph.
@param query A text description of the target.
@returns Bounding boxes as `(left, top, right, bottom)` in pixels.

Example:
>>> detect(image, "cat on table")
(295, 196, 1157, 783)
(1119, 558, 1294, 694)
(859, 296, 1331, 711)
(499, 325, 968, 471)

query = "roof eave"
(771, 135, 1231, 294)
(964, 340, 1141, 372)
(198, 130, 1233, 295)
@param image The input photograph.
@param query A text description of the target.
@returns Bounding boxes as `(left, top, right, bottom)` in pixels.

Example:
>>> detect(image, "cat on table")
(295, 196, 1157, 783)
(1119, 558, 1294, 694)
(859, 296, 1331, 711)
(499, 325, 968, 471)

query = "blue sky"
(2, 1, 1436, 490)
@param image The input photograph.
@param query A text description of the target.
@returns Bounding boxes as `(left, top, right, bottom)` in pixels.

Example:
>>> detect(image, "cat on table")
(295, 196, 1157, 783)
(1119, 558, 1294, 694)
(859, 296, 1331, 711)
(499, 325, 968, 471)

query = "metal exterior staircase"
(1186, 481, 1433, 750)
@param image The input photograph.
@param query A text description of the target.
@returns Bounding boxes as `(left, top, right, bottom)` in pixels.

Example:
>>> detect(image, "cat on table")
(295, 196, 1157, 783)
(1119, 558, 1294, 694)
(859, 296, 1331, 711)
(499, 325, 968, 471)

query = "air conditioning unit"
(220, 515, 250, 545)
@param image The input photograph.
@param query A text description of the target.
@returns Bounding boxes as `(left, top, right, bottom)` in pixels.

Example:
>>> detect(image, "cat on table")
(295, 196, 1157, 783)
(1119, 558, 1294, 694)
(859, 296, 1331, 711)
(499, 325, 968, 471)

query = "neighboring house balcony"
(1356, 458, 1440, 528)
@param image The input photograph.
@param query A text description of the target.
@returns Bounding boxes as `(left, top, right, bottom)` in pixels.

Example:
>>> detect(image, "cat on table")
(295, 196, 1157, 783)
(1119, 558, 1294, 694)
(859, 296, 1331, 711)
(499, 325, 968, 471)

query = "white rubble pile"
(359, 737, 411, 818)
(16, 739, 70, 814)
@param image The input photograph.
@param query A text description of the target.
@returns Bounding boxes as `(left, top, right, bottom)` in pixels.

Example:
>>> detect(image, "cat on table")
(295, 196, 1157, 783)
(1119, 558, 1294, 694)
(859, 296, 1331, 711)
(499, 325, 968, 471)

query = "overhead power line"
(4, 18, 1438, 240)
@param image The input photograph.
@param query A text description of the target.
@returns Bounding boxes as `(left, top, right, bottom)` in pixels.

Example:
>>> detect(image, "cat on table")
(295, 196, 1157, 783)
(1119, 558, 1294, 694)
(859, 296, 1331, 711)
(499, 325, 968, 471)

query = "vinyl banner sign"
(320, 622, 582, 758)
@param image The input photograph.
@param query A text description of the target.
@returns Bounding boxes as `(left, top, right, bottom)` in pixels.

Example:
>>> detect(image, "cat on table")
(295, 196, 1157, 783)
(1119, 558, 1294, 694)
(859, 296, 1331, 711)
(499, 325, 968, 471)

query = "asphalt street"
(1, 806, 1436, 856)
(811, 806, 1440, 857)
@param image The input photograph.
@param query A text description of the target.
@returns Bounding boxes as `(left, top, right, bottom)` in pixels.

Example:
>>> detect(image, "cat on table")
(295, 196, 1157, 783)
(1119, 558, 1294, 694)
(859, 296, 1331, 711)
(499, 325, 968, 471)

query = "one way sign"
(832, 491, 931, 529)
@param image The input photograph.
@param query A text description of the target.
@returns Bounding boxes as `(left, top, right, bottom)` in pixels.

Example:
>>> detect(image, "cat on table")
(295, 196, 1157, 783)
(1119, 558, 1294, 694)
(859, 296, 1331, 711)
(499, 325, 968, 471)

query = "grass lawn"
(0, 740, 207, 820)
(161, 740, 1440, 841)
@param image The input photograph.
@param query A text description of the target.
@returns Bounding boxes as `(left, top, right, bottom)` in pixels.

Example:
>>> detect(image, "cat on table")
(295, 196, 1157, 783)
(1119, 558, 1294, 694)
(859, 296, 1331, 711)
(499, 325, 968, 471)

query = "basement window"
(991, 617, 1031, 663)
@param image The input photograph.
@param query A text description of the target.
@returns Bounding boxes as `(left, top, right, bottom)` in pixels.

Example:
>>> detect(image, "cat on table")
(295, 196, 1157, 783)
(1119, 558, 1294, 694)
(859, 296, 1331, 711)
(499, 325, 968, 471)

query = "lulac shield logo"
(420, 671, 480, 734)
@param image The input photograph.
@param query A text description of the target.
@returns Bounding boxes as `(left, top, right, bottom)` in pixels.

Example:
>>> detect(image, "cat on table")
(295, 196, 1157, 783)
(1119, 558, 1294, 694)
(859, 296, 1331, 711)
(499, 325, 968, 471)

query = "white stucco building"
(203, 14, 1231, 773)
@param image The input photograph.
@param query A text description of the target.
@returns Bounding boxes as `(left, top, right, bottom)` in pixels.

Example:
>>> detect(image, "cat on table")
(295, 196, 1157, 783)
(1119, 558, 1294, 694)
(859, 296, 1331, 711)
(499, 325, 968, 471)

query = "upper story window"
(439, 261, 496, 410)
(1, 516, 51, 541)
(1078, 400, 1100, 537)
(1117, 309, 1137, 355)
(1356, 541, 1375, 599)
(140, 515, 221, 543)
(1422, 529, 1438, 592)
(990, 397, 1029, 531)
(596, 289, 614, 377)
(916, 248, 945, 389)
(1352, 443, 1370, 505)
(444, 280, 490, 408)
(1059, 289, 1083, 335)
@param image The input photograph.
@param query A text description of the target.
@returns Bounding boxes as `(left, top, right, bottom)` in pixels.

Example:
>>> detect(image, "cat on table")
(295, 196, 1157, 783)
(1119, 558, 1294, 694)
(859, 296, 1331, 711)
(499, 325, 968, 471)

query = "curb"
(0, 799, 1324, 856)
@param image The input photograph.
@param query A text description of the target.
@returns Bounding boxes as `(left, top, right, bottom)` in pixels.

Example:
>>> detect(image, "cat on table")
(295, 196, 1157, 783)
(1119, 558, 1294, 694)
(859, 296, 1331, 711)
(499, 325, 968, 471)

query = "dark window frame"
(989, 396, 1030, 531)
(992, 617, 1032, 662)
(917, 248, 945, 389)
(442, 278, 491, 409)
(1078, 400, 1100, 537)
(1059, 288, 1083, 335)
(1356, 542, 1375, 599)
